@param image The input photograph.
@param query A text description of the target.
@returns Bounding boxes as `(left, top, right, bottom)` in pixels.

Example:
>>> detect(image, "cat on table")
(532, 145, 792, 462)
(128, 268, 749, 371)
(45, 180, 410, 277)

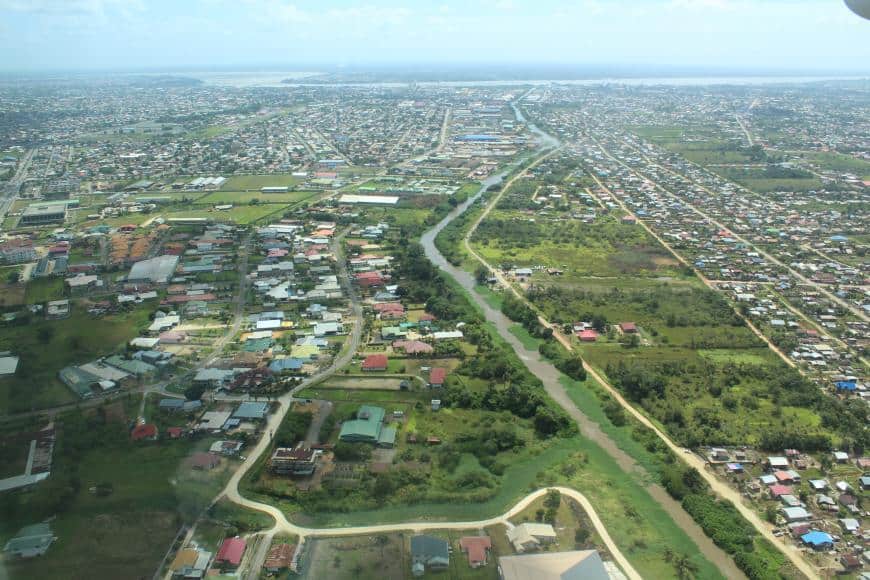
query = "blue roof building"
(233, 401, 269, 421)
(801, 531, 833, 550)
(269, 358, 304, 373)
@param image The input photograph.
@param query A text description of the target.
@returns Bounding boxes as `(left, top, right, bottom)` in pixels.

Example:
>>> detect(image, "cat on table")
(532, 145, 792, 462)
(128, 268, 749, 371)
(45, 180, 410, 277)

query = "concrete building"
(19, 202, 68, 226)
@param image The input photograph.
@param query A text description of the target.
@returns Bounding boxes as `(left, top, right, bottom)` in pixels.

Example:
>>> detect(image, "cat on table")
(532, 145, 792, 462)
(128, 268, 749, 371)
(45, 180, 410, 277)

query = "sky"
(0, 0, 868, 73)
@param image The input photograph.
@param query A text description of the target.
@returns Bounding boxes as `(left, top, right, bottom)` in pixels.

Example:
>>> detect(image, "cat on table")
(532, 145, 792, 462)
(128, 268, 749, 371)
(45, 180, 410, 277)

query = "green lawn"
(195, 190, 315, 205)
(165, 205, 288, 224)
(221, 174, 304, 191)
(25, 277, 65, 304)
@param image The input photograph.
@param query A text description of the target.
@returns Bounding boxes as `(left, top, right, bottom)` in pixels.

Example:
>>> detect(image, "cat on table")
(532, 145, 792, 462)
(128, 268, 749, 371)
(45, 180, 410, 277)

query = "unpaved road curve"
(228, 485, 641, 580)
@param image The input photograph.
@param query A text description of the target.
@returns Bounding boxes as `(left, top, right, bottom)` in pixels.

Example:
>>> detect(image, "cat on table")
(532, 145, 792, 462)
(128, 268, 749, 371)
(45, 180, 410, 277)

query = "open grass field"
(221, 174, 304, 191)
(801, 151, 870, 175)
(0, 304, 153, 414)
(318, 376, 407, 391)
(712, 166, 824, 193)
(628, 125, 755, 165)
(195, 190, 315, 205)
(163, 204, 289, 224)
(304, 534, 407, 580)
(24, 277, 65, 304)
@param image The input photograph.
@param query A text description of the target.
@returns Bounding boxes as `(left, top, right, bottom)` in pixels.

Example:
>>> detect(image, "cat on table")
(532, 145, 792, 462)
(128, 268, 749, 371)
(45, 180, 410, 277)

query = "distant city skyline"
(0, 0, 868, 73)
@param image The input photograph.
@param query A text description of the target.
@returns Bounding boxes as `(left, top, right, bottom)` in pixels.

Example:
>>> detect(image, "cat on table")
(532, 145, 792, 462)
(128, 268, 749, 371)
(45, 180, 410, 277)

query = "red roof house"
(619, 322, 638, 333)
(459, 536, 492, 568)
(577, 329, 598, 342)
(166, 427, 183, 439)
(355, 271, 384, 288)
(361, 354, 388, 372)
(769, 484, 792, 499)
(131, 423, 158, 441)
(190, 451, 220, 470)
(215, 537, 246, 568)
(429, 367, 447, 387)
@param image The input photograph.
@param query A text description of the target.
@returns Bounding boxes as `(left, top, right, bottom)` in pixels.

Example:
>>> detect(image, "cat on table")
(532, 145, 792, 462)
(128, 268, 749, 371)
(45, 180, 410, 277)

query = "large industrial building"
(18, 201, 72, 226)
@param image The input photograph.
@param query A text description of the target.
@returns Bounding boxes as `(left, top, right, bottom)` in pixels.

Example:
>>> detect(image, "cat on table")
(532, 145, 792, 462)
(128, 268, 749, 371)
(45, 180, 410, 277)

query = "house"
(362, 354, 388, 372)
(577, 329, 598, 342)
(769, 484, 792, 499)
(507, 523, 557, 553)
(429, 367, 447, 388)
(270, 447, 318, 476)
(410, 535, 449, 576)
(169, 547, 211, 578)
(767, 456, 789, 470)
(840, 554, 861, 572)
(781, 507, 810, 522)
(131, 423, 158, 441)
(215, 537, 246, 569)
(619, 322, 637, 333)
(269, 357, 305, 373)
(800, 530, 833, 551)
(833, 451, 849, 463)
(210, 440, 243, 456)
(190, 452, 220, 471)
(840, 518, 860, 534)
(459, 536, 491, 568)
(263, 543, 296, 574)
(498, 550, 610, 580)
(233, 401, 269, 421)
(3, 523, 55, 558)
(809, 479, 829, 491)
(197, 411, 232, 432)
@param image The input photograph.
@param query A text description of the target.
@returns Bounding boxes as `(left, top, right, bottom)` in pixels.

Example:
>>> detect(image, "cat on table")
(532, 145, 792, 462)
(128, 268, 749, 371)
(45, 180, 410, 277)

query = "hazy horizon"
(1, 0, 868, 73)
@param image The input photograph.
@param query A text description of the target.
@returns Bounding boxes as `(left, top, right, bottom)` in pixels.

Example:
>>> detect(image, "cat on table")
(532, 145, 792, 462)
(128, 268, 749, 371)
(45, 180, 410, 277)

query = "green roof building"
(339, 405, 394, 446)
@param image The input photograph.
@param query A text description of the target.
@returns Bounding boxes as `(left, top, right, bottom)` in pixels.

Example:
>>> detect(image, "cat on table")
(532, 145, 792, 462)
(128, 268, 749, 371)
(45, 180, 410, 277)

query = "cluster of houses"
(710, 446, 869, 571)
(535, 103, 867, 406)
(406, 528, 616, 580)
(167, 537, 297, 578)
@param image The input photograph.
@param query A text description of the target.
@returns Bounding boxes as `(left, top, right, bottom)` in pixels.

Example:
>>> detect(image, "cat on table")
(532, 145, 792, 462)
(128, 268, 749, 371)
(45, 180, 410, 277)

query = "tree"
(474, 265, 490, 285)
(184, 383, 207, 401)
(574, 526, 590, 546)
(544, 489, 561, 510)
(37, 326, 55, 344)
